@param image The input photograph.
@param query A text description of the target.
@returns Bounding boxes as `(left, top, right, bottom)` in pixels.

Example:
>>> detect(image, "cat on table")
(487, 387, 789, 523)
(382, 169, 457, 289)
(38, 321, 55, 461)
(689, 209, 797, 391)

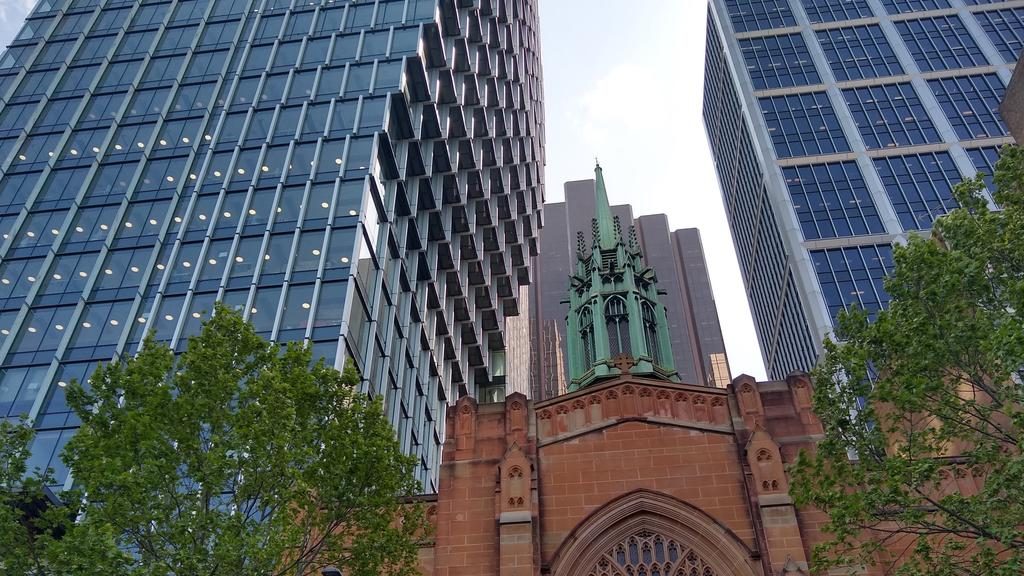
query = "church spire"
(594, 162, 620, 251)
(564, 163, 679, 391)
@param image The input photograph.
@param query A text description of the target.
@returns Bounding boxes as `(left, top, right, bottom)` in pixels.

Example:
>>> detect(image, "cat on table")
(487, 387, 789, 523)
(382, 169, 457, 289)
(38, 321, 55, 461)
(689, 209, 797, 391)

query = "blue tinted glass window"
(759, 92, 850, 158)
(928, 74, 1007, 140)
(379, 0, 406, 26)
(0, 259, 44, 309)
(75, 35, 115, 62)
(130, 3, 169, 28)
(817, 25, 903, 81)
(17, 16, 54, 41)
(170, 0, 205, 25)
(0, 365, 47, 418)
(97, 60, 141, 90)
(285, 11, 314, 40)
(975, 9, 1024, 64)
(27, 427, 74, 487)
(332, 34, 360, 64)
(843, 83, 940, 149)
(2, 102, 41, 132)
(409, 0, 436, 22)
(0, 174, 39, 213)
(896, 16, 987, 72)
(812, 244, 894, 324)
(36, 39, 75, 64)
(67, 300, 133, 351)
(966, 146, 1000, 194)
(54, 64, 98, 95)
(724, 0, 796, 33)
(799, 0, 873, 23)
(14, 70, 57, 97)
(316, 7, 344, 34)
(13, 210, 68, 250)
(873, 151, 962, 230)
(249, 286, 281, 333)
(879, 0, 949, 13)
(93, 8, 128, 32)
(36, 253, 95, 304)
(740, 33, 820, 90)
(11, 305, 76, 355)
(783, 161, 885, 240)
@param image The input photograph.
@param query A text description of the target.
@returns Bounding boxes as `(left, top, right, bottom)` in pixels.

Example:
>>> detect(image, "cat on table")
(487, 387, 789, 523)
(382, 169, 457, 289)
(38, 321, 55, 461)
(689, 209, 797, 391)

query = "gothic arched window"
(642, 301, 661, 365)
(585, 530, 717, 576)
(605, 296, 630, 357)
(580, 306, 595, 367)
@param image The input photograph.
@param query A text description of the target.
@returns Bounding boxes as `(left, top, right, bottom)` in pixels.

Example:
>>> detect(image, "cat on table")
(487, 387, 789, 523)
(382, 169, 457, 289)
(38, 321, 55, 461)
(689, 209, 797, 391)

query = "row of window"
(9, 0, 434, 56)
(726, 0, 1022, 36)
(742, 11, 1022, 93)
(0, 179, 363, 295)
(783, 146, 997, 241)
(812, 243, 894, 325)
(760, 74, 1007, 159)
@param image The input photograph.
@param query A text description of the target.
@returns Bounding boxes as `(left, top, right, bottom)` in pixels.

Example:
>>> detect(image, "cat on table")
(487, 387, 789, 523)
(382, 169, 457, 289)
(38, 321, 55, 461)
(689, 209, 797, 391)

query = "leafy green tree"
(791, 146, 1024, 576)
(1, 303, 426, 576)
(2, 419, 130, 576)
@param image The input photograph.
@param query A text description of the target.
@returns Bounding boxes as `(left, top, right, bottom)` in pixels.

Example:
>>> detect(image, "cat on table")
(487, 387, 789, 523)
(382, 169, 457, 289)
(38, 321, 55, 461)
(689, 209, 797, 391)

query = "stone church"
(416, 166, 841, 575)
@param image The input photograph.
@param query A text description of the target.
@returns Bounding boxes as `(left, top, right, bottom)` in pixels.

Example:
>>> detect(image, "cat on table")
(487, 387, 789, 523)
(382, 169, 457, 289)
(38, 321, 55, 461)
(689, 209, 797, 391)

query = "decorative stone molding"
(535, 379, 732, 442)
(499, 442, 533, 515)
(548, 490, 759, 576)
(454, 396, 478, 458)
(505, 392, 528, 445)
(733, 374, 765, 429)
(786, 373, 819, 430)
(746, 426, 789, 496)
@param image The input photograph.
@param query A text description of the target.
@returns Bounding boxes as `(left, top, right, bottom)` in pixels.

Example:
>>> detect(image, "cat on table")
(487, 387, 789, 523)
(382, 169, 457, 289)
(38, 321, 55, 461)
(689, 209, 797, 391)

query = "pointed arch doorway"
(549, 490, 761, 576)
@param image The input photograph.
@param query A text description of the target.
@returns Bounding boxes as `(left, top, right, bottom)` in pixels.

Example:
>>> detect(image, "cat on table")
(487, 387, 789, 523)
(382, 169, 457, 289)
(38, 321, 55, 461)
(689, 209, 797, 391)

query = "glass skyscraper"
(703, 0, 1018, 379)
(0, 0, 544, 492)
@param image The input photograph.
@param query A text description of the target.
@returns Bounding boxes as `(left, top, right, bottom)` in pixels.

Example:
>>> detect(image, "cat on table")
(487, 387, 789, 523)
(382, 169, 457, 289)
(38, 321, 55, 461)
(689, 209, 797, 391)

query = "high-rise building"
(703, 0, 1018, 379)
(531, 175, 730, 400)
(0, 0, 544, 492)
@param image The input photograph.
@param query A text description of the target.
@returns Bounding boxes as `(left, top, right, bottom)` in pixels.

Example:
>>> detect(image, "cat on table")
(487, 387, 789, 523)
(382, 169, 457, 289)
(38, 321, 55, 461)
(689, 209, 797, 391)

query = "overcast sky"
(540, 1, 765, 379)
(0, 0, 768, 380)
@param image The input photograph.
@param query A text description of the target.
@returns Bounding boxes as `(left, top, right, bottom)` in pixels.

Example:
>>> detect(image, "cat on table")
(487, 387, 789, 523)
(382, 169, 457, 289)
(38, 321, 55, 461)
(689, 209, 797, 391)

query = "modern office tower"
(0, 0, 544, 492)
(703, 0, 1018, 379)
(530, 177, 730, 400)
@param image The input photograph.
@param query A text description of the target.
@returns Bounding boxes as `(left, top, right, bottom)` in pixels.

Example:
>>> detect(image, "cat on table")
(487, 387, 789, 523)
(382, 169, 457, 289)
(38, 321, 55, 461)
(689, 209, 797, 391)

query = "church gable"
(424, 372, 839, 575)
(535, 378, 758, 565)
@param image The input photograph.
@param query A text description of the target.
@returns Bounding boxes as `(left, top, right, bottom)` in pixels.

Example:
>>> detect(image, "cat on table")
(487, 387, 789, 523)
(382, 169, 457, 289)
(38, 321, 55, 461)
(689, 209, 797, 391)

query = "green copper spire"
(594, 162, 619, 251)
(564, 163, 679, 391)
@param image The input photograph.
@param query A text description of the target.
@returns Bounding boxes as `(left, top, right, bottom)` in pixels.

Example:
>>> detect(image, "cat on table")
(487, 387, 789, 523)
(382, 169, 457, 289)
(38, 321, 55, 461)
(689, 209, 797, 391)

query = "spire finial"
(593, 162, 619, 251)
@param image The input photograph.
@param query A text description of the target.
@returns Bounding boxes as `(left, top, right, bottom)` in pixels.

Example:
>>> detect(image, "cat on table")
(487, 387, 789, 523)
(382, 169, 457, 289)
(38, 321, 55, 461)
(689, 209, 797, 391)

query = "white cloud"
(0, 0, 35, 23)
(0, 0, 35, 50)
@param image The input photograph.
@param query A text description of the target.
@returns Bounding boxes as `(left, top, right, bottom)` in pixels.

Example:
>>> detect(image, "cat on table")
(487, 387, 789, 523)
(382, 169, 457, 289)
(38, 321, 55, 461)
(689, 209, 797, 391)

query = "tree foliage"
(791, 146, 1024, 575)
(1, 303, 426, 576)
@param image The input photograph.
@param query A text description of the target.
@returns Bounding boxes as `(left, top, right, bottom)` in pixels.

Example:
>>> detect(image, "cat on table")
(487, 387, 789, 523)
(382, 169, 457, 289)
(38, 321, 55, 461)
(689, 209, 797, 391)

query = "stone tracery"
(584, 530, 717, 576)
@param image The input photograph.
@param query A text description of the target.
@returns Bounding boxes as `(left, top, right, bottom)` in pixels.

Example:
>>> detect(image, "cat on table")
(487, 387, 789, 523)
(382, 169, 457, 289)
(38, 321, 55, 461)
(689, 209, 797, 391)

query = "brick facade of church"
(416, 373, 856, 576)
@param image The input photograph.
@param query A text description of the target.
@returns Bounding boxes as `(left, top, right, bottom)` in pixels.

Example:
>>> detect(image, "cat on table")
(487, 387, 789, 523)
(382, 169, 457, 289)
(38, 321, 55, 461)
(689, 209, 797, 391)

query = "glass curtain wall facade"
(703, 0, 1016, 379)
(0, 0, 544, 492)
